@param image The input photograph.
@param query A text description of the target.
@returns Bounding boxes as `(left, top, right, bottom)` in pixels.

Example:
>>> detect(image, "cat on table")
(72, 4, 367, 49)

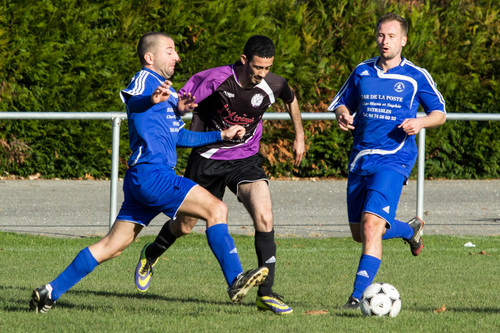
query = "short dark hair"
(243, 35, 275, 61)
(137, 32, 172, 66)
(377, 12, 408, 36)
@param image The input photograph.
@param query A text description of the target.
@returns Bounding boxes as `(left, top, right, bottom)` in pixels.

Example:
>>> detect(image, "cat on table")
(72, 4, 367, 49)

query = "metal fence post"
(416, 128, 426, 220)
(109, 116, 122, 228)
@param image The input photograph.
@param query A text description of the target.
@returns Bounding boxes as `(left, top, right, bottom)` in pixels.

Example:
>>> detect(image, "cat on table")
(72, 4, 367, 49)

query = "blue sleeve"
(126, 94, 154, 114)
(327, 70, 359, 113)
(416, 69, 446, 115)
(176, 128, 222, 148)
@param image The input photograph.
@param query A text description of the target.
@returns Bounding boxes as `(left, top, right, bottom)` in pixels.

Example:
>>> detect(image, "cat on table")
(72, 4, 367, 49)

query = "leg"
(145, 215, 200, 259)
(345, 170, 406, 308)
(88, 220, 143, 263)
(137, 184, 267, 301)
(179, 185, 243, 286)
(238, 181, 292, 314)
(143, 149, 226, 262)
(344, 212, 384, 309)
(179, 185, 267, 302)
(238, 181, 275, 294)
(30, 221, 142, 313)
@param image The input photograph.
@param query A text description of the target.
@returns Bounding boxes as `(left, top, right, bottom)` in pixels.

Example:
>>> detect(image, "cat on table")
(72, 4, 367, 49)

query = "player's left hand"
(398, 118, 424, 136)
(221, 125, 246, 140)
(177, 92, 198, 116)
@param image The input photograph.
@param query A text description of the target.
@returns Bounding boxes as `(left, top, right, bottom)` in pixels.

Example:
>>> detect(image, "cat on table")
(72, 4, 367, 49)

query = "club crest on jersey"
(251, 93, 264, 108)
(394, 82, 405, 93)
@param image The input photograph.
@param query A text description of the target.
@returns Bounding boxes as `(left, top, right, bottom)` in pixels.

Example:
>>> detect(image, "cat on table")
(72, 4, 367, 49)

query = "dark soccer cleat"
(135, 242, 159, 292)
(256, 293, 293, 315)
(404, 216, 425, 256)
(228, 267, 268, 303)
(343, 296, 360, 310)
(29, 284, 56, 313)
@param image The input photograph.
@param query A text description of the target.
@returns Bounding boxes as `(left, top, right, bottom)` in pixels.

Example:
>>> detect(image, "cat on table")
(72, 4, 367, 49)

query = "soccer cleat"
(228, 267, 268, 303)
(29, 284, 56, 313)
(343, 296, 360, 310)
(404, 216, 425, 256)
(256, 293, 293, 315)
(135, 242, 159, 292)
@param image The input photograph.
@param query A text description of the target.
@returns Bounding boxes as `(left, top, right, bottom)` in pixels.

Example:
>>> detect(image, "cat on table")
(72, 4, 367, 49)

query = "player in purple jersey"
(135, 35, 305, 315)
(327, 13, 446, 309)
(29, 32, 268, 314)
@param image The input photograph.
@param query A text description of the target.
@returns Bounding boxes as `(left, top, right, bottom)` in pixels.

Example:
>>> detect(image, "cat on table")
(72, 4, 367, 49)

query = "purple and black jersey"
(179, 61, 295, 160)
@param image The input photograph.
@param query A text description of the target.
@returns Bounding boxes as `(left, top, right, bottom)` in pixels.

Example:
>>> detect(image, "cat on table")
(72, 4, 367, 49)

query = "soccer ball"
(360, 283, 401, 317)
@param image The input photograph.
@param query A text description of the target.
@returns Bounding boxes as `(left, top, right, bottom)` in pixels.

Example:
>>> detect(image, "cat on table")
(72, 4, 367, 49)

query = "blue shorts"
(116, 164, 197, 226)
(346, 170, 406, 226)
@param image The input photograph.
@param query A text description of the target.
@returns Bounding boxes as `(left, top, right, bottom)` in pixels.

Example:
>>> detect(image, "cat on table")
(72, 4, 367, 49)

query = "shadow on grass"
(416, 305, 500, 314)
(0, 284, 254, 313)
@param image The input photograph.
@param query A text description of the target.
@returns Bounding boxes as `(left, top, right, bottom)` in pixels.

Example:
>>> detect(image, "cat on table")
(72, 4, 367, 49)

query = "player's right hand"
(151, 80, 173, 104)
(337, 112, 355, 131)
(221, 125, 246, 140)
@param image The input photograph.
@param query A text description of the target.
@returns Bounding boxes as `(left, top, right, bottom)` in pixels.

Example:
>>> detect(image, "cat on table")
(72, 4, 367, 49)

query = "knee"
(177, 224, 193, 236)
(210, 200, 228, 222)
(254, 210, 273, 232)
(89, 242, 124, 263)
(175, 218, 196, 236)
(108, 249, 123, 260)
(362, 218, 386, 241)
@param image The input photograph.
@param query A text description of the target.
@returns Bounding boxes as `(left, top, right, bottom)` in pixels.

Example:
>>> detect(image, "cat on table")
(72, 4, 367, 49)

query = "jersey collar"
(142, 67, 167, 82)
(374, 56, 407, 72)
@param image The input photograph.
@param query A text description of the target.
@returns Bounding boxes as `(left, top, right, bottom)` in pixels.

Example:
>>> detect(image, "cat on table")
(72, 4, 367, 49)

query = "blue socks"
(351, 219, 411, 300)
(205, 223, 243, 287)
(382, 219, 414, 240)
(352, 254, 381, 300)
(49, 247, 99, 301)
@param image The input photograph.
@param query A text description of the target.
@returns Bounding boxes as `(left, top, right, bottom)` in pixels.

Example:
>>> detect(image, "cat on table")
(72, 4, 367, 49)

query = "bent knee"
(177, 218, 197, 236)
(109, 250, 123, 259)
(211, 200, 228, 220)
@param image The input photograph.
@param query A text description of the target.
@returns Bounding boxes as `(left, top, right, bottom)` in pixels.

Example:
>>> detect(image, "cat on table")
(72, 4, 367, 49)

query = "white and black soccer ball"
(360, 283, 401, 317)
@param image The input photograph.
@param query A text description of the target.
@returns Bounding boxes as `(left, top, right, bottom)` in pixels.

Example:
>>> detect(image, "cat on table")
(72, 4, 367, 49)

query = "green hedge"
(0, 0, 498, 179)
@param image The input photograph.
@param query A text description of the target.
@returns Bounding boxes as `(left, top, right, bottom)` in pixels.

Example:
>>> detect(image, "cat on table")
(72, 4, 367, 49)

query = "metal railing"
(1, 111, 499, 228)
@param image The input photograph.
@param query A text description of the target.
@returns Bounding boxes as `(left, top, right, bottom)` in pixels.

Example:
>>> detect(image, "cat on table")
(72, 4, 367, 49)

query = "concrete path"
(0, 179, 499, 238)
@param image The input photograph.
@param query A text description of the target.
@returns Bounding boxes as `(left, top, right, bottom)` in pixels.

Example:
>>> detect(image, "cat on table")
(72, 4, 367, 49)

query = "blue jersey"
(120, 68, 221, 168)
(328, 57, 445, 177)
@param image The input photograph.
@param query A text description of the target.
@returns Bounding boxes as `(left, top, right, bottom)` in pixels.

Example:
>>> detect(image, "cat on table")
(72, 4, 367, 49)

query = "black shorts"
(184, 152, 268, 200)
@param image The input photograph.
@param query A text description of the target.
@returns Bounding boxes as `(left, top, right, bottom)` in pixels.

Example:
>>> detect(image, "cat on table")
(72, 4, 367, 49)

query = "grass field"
(1, 232, 498, 332)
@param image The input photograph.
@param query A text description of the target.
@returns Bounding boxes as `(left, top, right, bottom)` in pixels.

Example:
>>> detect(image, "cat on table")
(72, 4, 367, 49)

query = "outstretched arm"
(176, 125, 246, 148)
(284, 96, 305, 167)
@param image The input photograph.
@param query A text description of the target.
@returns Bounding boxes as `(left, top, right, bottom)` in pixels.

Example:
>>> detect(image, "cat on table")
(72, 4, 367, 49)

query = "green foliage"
(0, 0, 498, 179)
(1, 232, 499, 331)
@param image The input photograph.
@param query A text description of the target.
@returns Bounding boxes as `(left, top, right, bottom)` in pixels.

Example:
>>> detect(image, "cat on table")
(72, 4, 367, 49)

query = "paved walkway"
(0, 179, 499, 238)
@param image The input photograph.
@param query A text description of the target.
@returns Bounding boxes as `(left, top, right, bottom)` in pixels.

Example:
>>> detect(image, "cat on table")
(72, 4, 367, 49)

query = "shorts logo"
(394, 82, 405, 93)
(383, 206, 390, 214)
(251, 93, 264, 108)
